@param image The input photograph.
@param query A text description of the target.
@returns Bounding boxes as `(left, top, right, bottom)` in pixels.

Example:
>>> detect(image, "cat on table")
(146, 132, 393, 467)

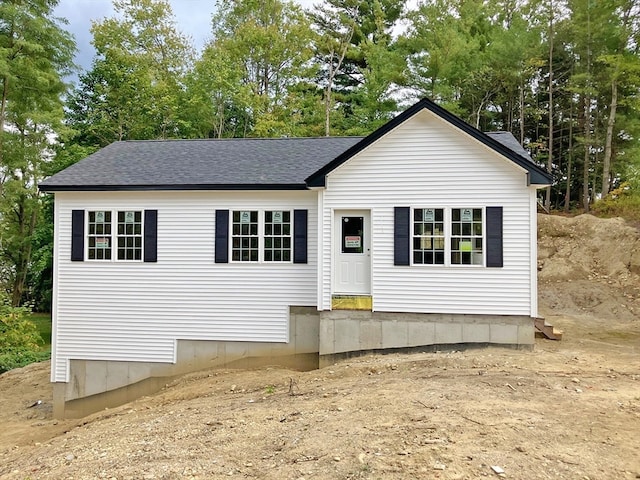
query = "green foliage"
(310, 0, 405, 135)
(592, 183, 640, 223)
(204, 0, 317, 137)
(0, 298, 48, 374)
(399, 0, 640, 210)
(30, 312, 52, 350)
(0, 0, 76, 307)
(67, 0, 194, 146)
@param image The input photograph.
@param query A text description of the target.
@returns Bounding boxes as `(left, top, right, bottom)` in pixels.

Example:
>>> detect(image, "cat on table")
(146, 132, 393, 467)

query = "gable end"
(305, 98, 552, 187)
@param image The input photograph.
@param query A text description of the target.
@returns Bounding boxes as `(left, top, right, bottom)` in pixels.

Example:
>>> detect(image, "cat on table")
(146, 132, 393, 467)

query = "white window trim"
(85, 209, 145, 262)
(411, 207, 486, 267)
(230, 209, 293, 264)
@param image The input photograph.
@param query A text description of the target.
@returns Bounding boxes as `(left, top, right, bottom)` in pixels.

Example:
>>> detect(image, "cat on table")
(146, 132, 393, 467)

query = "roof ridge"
(121, 136, 366, 144)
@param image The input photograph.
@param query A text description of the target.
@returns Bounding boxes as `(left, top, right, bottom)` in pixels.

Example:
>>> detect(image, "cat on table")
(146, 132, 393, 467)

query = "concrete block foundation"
(318, 311, 534, 367)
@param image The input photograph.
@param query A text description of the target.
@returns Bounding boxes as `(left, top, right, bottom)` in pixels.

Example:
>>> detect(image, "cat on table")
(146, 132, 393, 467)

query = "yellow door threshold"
(331, 295, 373, 311)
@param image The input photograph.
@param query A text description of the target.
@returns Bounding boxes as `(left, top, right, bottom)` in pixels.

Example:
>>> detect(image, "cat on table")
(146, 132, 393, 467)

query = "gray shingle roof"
(40, 137, 364, 191)
(485, 132, 533, 162)
(40, 99, 550, 192)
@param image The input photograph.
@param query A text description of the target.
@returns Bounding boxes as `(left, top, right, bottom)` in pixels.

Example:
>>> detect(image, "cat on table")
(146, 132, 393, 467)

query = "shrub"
(592, 182, 640, 224)
(0, 299, 47, 374)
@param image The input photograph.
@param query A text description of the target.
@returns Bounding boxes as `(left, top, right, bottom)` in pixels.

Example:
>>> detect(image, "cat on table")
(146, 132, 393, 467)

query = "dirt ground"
(1, 213, 639, 480)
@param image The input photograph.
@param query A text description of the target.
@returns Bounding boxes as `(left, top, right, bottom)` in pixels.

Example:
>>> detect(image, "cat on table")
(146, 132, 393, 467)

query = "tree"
(402, 0, 542, 130)
(310, 0, 406, 135)
(67, 0, 194, 146)
(203, 0, 316, 137)
(182, 44, 249, 138)
(0, 0, 75, 305)
(598, 0, 640, 197)
(309, 2, 355, 136)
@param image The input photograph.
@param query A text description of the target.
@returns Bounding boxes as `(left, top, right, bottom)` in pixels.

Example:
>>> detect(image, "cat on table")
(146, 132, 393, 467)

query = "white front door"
(334, 210, 371, 295)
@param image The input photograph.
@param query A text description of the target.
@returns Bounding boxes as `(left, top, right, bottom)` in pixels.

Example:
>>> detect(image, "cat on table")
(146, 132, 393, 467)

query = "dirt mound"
(538, 214, 640, 322)
(538, 213, 640, 281)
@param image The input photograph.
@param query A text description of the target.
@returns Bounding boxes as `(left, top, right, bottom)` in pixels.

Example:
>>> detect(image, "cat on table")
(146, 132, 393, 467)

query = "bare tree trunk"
(324, 59, 334, 137)
(582, 0, 593, 212)
(323, 27, 353, 137)
(0, 75, 8, 141)
(545, 0, 554, 211)
(0, 22, 14, 173)
(519, 81, 525, 144)
(564, 102, 574, 213)
(601, 79, 617, 197)
(582, 95, 591, 212)
(12, 208, 37, 307)
(0, 75, 8, 180)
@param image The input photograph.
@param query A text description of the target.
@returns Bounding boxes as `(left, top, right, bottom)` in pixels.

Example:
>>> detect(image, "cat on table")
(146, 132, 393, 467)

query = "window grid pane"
(117, 211, 142, 261)
(87, 211, 112, 260)
(451, 208, 483, 265)
(264, 210, 291, 262)
(232, 210, 259, 262)
(413, 208, 445, 265)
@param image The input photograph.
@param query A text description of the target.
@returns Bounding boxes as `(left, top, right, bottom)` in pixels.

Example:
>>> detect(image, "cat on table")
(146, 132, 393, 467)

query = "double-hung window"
(410, 207, 484, 266)
(86, 210, 143, 261)
(231, 210, 292, 262)
(413, 208, 445, 265)
(117, 211, 143, 260)
(88, 211, 112, 260)
(451, 208, 483, 265)
(232, 210, 259, 261)
(264, 210, 291, 262)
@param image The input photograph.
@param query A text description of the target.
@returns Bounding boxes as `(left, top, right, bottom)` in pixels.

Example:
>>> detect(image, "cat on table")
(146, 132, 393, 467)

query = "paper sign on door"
(344, 236, 361, 248)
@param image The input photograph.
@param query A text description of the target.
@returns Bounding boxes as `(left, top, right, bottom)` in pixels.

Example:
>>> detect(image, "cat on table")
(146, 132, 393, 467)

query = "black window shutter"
(144, 210, 158, 262)
(394, 207, 410, 266)
(486, 206, 503, 268)
(71, 210, 85, 261)
(293, 209, 308, 264)
(215, 210, 229, 263)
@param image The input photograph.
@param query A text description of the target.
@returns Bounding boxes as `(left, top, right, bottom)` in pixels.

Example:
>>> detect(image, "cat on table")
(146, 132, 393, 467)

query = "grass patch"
(31, 312, 52, 352)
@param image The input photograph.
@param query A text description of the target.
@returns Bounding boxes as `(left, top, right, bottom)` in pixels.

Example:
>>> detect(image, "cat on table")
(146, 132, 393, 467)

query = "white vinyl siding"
(51, 190, 317, 382)
(320, 108, 536, 316)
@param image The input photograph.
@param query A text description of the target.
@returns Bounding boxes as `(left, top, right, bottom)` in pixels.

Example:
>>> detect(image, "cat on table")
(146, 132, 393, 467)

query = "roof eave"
(38, 183, 310, 193)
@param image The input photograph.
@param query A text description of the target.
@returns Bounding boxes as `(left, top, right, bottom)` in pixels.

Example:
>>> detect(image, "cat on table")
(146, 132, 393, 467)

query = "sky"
(54, 0, 316, 79)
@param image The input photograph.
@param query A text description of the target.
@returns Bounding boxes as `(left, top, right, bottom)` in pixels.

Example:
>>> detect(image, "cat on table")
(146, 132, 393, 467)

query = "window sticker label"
(124, 211, 135, 223)
(459, 240, 473, 252)
(272, 211, 283, 223)
(423, 208, 435, 222)
(345, 236, 361, 248)
(240, 211, 251, 224)
(96, 237, 110, 248)
(461, 208, 473, 222)
(95, 211, 105, 223)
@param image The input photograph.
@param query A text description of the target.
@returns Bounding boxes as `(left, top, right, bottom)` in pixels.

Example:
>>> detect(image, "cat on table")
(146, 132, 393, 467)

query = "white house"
(40, 98, 552, 418)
